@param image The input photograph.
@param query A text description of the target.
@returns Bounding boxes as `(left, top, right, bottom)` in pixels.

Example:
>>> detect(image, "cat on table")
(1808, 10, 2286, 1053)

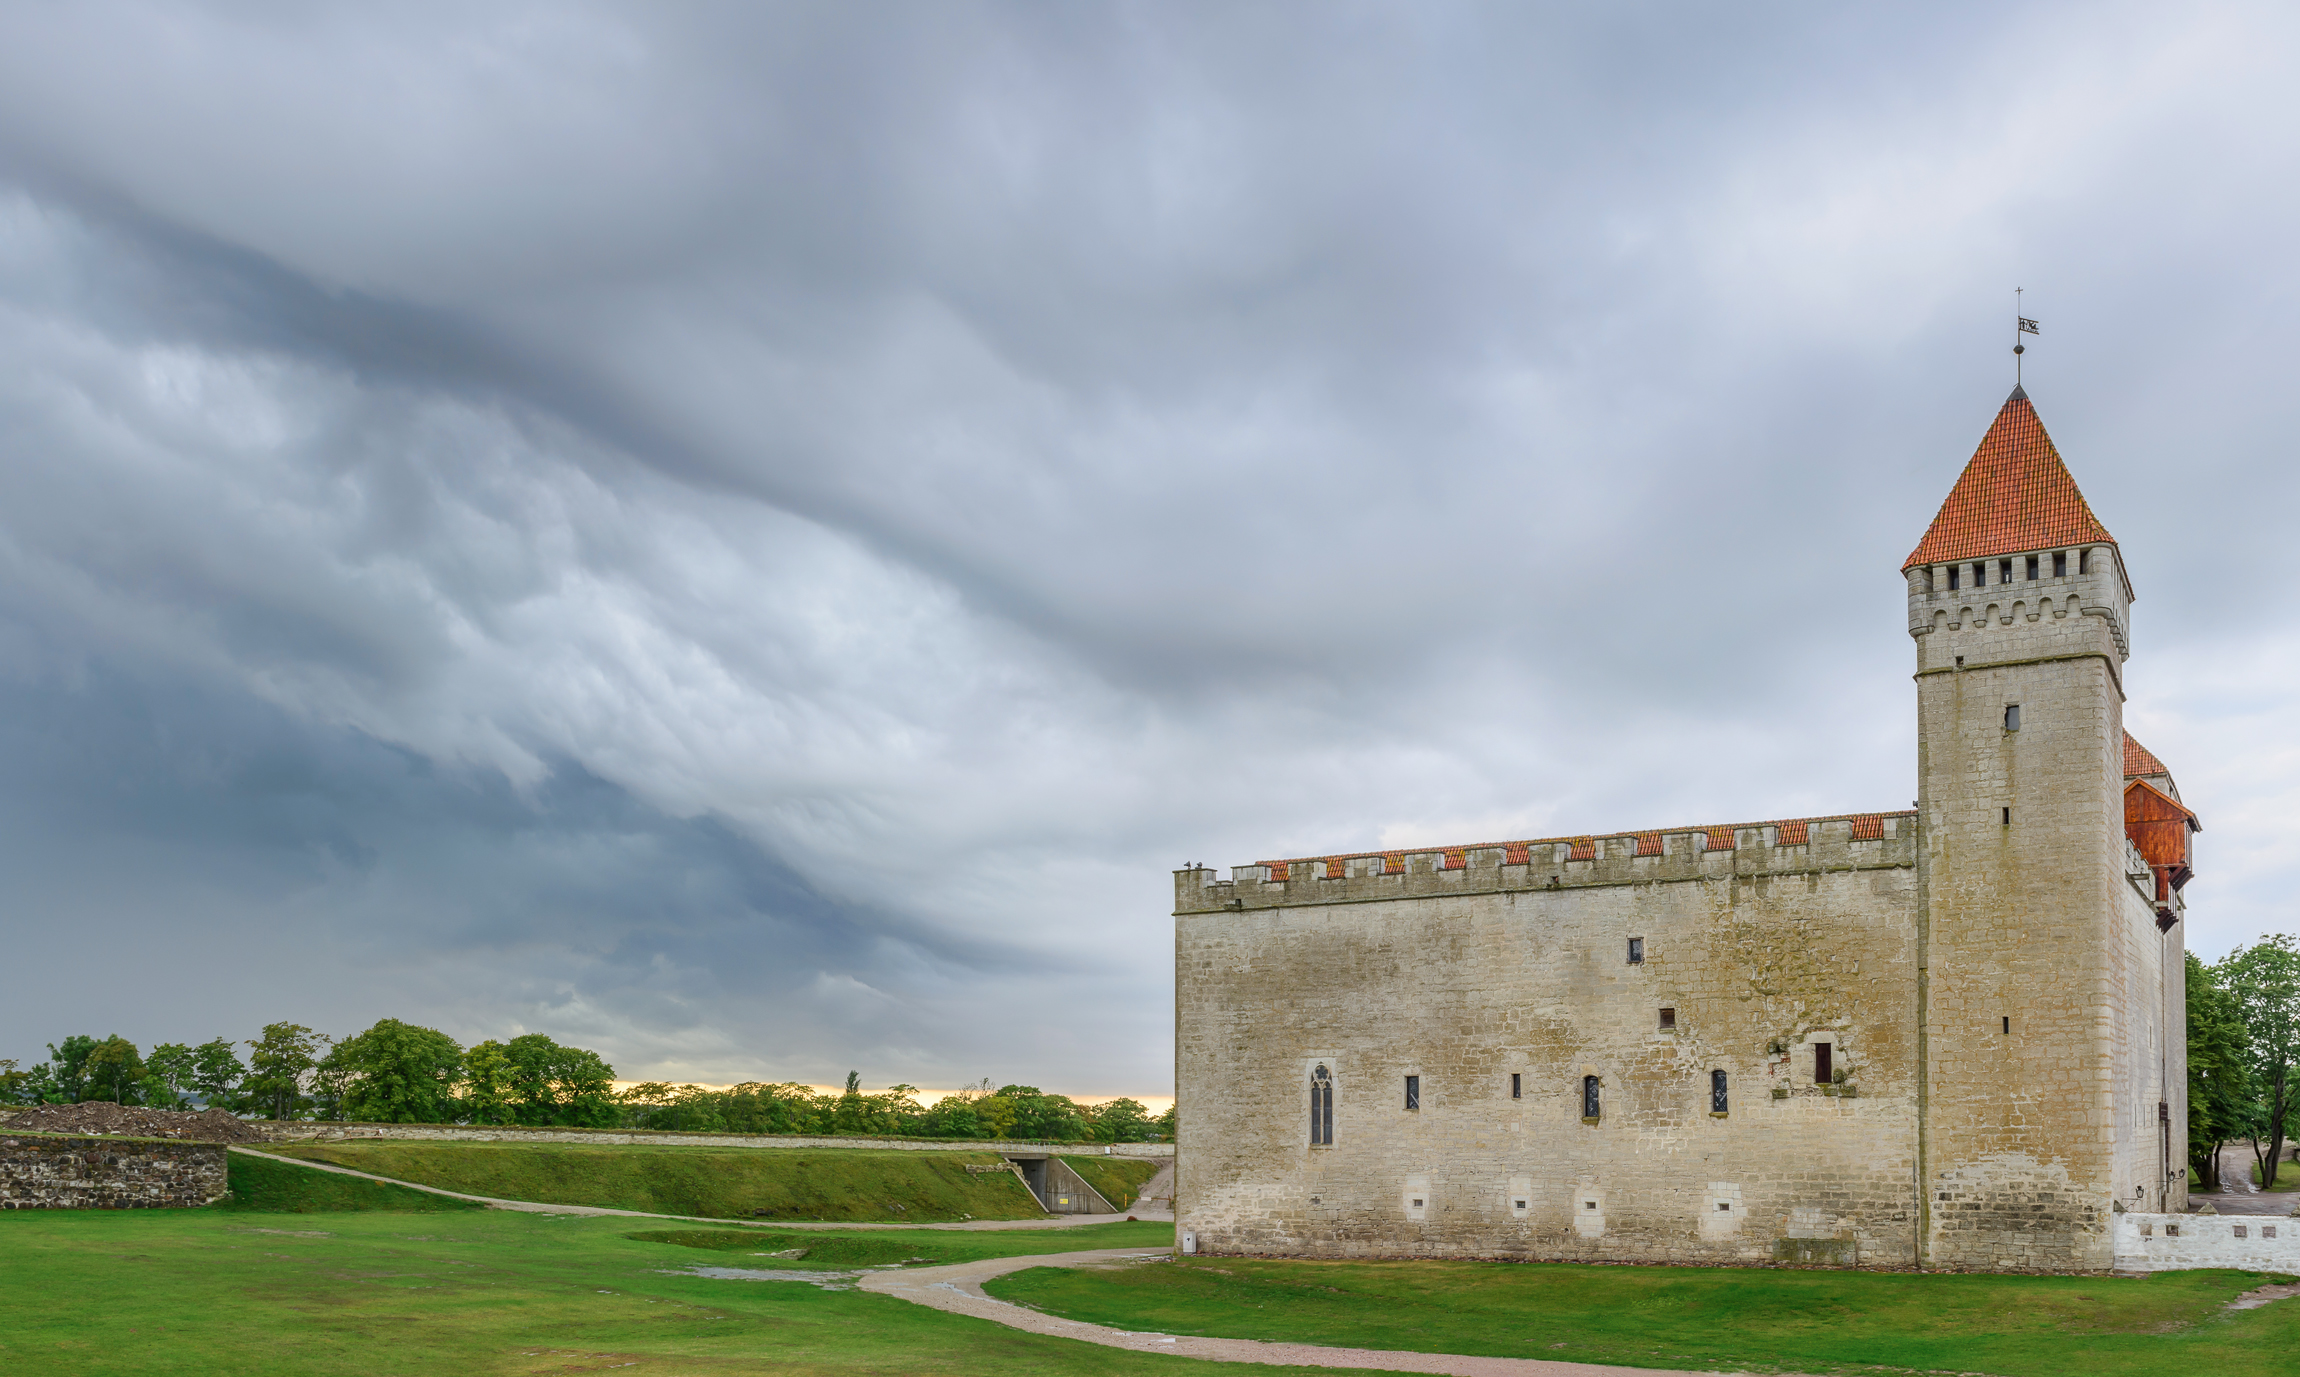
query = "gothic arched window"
(1310, 1064, 1334, 1146)
(1581, 1075, 1601, 1121)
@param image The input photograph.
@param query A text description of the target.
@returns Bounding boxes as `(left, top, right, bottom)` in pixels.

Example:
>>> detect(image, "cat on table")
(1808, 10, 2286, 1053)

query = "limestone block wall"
(0, 1132, 228, 1209)
(2112, 1212, 2300, 1272)
(1175, 817, 1924, 1267)
(1908, 540, 2167, 1271)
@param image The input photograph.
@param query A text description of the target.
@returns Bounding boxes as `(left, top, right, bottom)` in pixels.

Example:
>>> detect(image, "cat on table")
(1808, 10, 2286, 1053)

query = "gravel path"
(229, 1146, 1169, 1230)
(860, 1248, 1805, 1377)
(2195, 1143, 2300, 1217)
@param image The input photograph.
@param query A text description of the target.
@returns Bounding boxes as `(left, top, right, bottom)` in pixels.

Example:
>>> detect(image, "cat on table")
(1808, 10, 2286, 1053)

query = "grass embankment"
(266, 1140, 1047, 1221)
(0, 1205, 1215, 1377)
(987, 1255, 2300, 1377)
(1058, 1156, 1160, 1210)
(221, 1152, 483, 1213)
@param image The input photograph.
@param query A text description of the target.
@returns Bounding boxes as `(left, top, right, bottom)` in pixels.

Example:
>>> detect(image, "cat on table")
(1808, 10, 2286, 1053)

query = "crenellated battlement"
(1173, 809, 1917, 915)
(1905, 542, 2131, 665)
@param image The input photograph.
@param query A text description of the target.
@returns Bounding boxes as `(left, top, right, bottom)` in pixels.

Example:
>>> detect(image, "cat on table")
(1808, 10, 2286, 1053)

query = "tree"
(142, 1043, 199, 1109)
(1087, 1097, 1154, 1143)
(2217, 935, 2300, 1188)
(462, 1040, 514, 1125)
(81, 1037, 144, 1105)
(499, 1034, 618, 1127)
(997, 1086, 1089, 1141)
(189, 1038, 245, 1107)
(0, 1059, 33, 1105)
(2186, 951, 2252, 1191)
(324, 1020, 464, 1124)
(243, 1023, 330, 1121)
(42, 1036, 100, 1103)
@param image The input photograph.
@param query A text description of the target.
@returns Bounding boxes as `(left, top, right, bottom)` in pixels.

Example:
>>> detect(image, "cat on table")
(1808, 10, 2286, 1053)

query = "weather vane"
(2014, 287, 2039, 386)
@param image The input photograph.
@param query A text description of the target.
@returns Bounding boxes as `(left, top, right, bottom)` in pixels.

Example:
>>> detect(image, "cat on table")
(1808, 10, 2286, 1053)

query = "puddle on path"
(661, 1266, 864, 1290)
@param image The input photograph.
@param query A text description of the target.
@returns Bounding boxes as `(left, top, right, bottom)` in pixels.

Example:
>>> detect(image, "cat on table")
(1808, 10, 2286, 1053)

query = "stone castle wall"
(1174, 816, 1927, 1267)
(0, 1132, 228, 1209)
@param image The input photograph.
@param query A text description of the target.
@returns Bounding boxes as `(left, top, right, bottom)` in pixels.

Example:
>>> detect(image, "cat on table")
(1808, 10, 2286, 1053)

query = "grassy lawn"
(1058, 1156, 1161, 1210)
(0, 1190, 1318, 1377)
(2250, 1156, 2300, 1192)
(986, 1255, 2300, 1377)
(263, 1140, 1048, 1221)
(221, 1152, 486, 1213)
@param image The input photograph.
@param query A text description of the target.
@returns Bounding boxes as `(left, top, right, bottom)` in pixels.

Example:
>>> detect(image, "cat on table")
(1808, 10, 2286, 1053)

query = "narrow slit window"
(1310, 1064, 1334, 1146)
(1948, 565, 1961, 591)
(2053, 551, 2067, 577)
(1973, 561, 1986, 586)
(1581, 1075, 1601, 1120)
(1627, 936, 1644, 964)
(1510, 1072, 1521, 1100)
(2004, 704, 2020, 731)
(2079, 549, 2090, 574)
(1658, 1007, 1677, 1030)
(2003, 806, 2012, 825)
(2026, 555, 2039, 580)
(1923, 568, 1935, 593)
(1999, 558, 2013, 584)
(1711, 1069, 1729, 1114)
(2003, 1016, 2010, 1035)
(1814, 1042, 1833, 1085)
(1404, 1075, 1419, 1111)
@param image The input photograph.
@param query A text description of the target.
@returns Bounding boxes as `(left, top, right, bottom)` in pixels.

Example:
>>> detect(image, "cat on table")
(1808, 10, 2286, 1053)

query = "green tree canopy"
(2216, 934, 2300, 1188)
(2185, 951, 2252, 1190)
(243, 1023, 330, 1121)
(189, 1037, 244, 1106)
(81, 1036, 144, 1105)
(326, 1019, 465, 1124)
(499, 1033, 618, 1127)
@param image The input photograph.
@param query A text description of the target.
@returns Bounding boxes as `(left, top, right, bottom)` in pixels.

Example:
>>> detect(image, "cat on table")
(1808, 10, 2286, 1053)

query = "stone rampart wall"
(268, 1123, 1172, 1157)
(2113, 1212, 2300, 1272)
(0, 1132, 228, 1209)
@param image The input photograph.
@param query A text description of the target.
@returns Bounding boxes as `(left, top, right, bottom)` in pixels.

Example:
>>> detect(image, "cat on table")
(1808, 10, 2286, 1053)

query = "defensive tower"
(1903, 386, 2175, 1269)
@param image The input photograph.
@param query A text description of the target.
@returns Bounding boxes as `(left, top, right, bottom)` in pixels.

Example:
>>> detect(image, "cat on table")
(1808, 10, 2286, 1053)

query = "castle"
(1173, 386, 2196, 1273)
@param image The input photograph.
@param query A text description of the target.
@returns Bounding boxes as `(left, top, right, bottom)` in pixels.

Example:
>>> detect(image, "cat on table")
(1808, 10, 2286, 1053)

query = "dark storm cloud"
(0, 2, 2294, 1092)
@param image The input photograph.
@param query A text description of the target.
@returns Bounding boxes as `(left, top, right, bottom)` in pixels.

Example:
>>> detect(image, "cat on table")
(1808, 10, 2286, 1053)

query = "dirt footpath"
(860, 1249, 1812, 1377)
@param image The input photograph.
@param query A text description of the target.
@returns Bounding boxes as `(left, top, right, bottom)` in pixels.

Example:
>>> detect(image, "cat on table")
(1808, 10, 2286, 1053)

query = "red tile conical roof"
(1903, 387, 2116, 571)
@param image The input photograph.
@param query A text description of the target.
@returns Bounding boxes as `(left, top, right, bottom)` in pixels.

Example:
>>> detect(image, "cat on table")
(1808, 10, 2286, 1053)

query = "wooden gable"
(2124, 778, 2198, 888)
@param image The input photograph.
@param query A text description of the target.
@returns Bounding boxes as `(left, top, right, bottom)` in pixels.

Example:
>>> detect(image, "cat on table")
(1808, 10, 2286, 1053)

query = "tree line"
(2187, 935, 2300, 1191)
(0, 1018, 1172, 1143)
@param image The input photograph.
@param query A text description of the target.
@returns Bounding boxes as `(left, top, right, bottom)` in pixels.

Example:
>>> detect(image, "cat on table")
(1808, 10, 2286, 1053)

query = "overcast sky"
(0, 3, 2293, 1099)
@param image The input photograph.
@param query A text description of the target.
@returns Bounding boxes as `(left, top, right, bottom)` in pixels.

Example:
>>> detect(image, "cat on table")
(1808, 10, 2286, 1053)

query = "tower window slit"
(2003, 806, 2012, 825)
(1404, 1075, 1419, 1111)
(1973, 561, 1986, 586)
(1814, 1042, 1833, 1085)
(1711, 1069, 1729, 1114)
(2026, 555, 2039, 580)
(1581, 1075, 1601, 1119)
(2053, 551, 2067, 576)
(1510, 1072, 1521, 1100)
(1627, 937, 1644, 964)
(1658, 1007, 1677, 1030)
(1948, 565, 1961, 591)
(2003, 1016, 2011, 1035)
(2080, 549, 2090, 574)
(1999, 558, 2013, 583)
(1310, 1064, 1334, 1145)
(2005, 704, 2020, 731)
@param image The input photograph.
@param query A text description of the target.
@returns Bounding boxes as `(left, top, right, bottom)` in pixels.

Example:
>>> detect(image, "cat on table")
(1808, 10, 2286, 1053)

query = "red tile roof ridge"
(1903, 390, 2117, 573)
(1255, 809, 1916, 869)
(2123, 730, 2171, 780)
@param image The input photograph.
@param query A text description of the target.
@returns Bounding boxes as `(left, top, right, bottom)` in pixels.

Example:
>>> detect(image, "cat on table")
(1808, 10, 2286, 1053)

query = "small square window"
(2166, 1224, 2180, 1236)
(1584, 1200, 1597, 1210)
(1515, 1198, 1528, 1209)
(2267, 1226, 2279, 1239)
(1658, 1007, 1677, 1030)
(1717, 1201, 1731, 1211)
(1627, 937, 1644, 964)
(2235, 1225, 2249, 1239)
(2004, 704, 2020, 731)
(1404, 1075, 1419, 1111)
